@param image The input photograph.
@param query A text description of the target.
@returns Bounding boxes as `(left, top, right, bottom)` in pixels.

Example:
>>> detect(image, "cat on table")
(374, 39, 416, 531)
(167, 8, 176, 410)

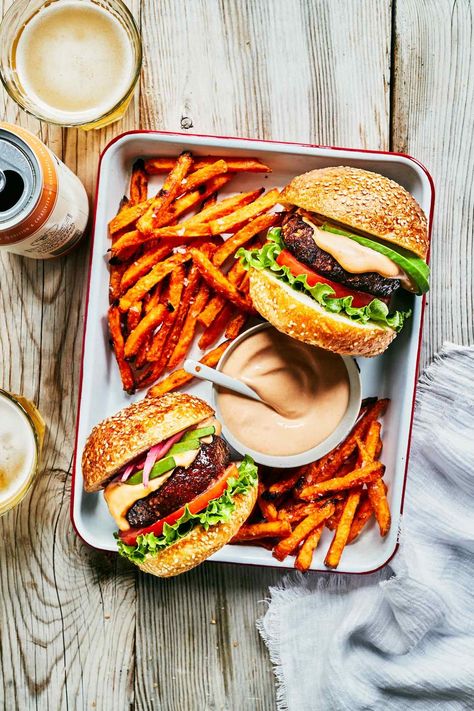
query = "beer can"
(0, 122, 89, 258)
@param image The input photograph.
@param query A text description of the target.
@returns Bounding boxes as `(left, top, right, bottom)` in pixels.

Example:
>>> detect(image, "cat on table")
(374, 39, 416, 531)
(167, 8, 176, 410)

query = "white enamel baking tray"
(71, 130, 434, 574)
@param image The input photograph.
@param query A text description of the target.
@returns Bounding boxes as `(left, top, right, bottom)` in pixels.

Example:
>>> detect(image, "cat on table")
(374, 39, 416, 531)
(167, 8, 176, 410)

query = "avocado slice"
(126, 455, 176, 486)
(321, 223, 430, 294)
(126, 438, 202, 485)
(181, 425, 216, 440)
(168, 438, 201, 456)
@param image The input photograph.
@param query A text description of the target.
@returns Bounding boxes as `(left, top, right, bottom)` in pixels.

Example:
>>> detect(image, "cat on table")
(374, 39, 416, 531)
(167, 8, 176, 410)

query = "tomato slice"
(119, 463, 239, 546)
(276, 250, 387, 308)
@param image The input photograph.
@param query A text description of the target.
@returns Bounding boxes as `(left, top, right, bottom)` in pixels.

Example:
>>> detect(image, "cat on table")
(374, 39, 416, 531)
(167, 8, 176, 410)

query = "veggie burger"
(239, 166, 430, 357)
(82, 393, 258, 577)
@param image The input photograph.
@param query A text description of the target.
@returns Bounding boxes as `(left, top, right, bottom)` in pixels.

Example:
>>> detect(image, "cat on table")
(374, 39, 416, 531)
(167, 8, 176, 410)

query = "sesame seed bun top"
(280, 166, 429, 259)
(82, 393, 214, 493)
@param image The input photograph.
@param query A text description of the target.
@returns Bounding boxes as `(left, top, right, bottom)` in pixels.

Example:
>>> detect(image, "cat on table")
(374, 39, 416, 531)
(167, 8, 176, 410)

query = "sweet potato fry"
(232, 520, 291, 542)
(143, 366, 185, 395)
(295, 525, 324, 572)
(138, 223, 211, 240)
(257, 483, 278, 522)
(212, 212, 281, 266)
(366, 421, 382, 459)
(197, 294, 226, 328)
(119, 253, 191, 312)
(209, 188, 280, 234)
(116, 194, 129, 214)
(134, 339, 151, 370)
(146, 340, 231, 397)
(145, 156, 271, 174)
(299, 463, 384, 501)
(179, 160, 228, 194)
(137, 151, 193, 234)
(124, 303, 167, 360)
(129, 159, 148, 204)
(347, 493, 374, 543)
(146, 248, 212, 377)
(225, 311, 247, 339)
(110, 229, 144, 257)
(167, 281, 210, 368)
(227, 257, 248, 283)
(185, 188, 264, 227)
(119, 242, 175, 293)
(107, 306, 134, 394)
(109, 262, 127, 303)
(238, 272, 250, 295)
(157, 264, 201, 371)
(355, 422, 390, 537)
(126, 302, 142, 332)
(360, 396, 378, 412)
(355, 435, 370, 467)
(277, 501, 331, 525)
(189, 249, 254, 312)
(146, 266, 185, 363)
(201, 192, 217, 209)
(164, 175, 232, 223)
(267, 468, 306, 498)
(197, 260, 247, 327)
(367, 479, 391, 537)
(147, 312, 182, 374)
(333, 453, 359, 479)
(273, 503, 335, 562)
(302, 399, 389, 486)
(325, 500, 346, 531)
(324, 489, 362, 568)
(198, 303, 233, 350)
(109, 199, 152, 235)
(108, 197, 132, 261)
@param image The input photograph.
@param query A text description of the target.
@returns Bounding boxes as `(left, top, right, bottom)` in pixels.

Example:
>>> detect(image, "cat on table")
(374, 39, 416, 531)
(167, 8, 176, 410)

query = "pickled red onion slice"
(141, 429, 187, 487)
(120, 464, 135, 483)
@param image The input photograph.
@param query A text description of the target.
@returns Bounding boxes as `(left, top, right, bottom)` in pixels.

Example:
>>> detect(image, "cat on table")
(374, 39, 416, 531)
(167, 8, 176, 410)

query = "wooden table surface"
(0, 1, 472, 709)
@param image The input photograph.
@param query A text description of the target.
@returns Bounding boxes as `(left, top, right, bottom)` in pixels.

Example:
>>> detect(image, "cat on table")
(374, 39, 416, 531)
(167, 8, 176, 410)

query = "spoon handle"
(183, 359, 263, 403)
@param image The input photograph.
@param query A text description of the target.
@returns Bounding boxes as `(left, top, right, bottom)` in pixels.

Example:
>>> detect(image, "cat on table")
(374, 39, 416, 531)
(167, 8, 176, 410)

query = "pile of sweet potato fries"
(107, 153, 281, 394)
(232, 398, 391, 570)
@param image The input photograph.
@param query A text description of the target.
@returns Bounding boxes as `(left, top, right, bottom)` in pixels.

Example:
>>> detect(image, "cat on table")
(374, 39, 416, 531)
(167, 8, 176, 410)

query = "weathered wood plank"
(391, 0, 474, 371)
(137, 2, 391, 709)
(140, 0, 391, 148)
(0, 1, 140, 709)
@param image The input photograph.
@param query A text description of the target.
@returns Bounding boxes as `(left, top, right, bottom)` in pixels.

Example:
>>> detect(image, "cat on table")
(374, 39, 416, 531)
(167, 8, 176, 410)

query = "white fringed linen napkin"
(258, 344, 474, 711)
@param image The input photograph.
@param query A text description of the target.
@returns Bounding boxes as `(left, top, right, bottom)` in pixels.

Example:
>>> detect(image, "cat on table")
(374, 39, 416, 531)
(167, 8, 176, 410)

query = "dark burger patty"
(126, 436, 231, 529)
(281, 213, 400, 299)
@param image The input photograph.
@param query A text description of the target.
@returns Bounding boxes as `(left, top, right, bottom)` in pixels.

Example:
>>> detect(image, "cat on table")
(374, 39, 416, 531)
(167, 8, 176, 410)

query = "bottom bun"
(137, 484, 258, 578)
(249, 268, 397, 357)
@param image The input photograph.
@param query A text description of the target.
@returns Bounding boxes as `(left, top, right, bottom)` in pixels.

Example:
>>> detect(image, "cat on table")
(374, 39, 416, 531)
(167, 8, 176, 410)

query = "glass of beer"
(0, 389, 45, 516)
(0, 0, 142, 129)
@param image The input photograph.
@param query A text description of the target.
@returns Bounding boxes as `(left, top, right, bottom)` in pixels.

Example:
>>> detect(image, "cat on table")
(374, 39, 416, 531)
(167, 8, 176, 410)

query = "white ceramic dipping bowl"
(211, 323, 362, 468)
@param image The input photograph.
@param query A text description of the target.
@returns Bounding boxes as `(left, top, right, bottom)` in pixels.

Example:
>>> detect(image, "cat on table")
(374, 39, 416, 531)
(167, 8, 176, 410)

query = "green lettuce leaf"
(116, 455, 258, 564)
(237, 227, 410, 331)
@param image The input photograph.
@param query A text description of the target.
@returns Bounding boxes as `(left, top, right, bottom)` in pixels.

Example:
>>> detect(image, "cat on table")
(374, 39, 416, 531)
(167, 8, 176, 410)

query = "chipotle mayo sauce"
(217, 328, 350, 456)
(301, 216, 414, 291)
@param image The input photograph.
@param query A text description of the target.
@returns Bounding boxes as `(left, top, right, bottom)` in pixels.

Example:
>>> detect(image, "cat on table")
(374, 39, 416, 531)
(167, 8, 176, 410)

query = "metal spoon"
(183, 359, 264, 404)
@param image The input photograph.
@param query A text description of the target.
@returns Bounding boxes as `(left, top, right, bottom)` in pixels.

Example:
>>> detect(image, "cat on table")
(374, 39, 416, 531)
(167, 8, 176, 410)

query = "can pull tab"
(0, 170, 6, 193)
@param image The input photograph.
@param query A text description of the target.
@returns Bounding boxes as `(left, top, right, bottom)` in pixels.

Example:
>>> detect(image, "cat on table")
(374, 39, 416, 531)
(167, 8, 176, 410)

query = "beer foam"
(0, 394, 37, 506)
(15, 1, 135, 123)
